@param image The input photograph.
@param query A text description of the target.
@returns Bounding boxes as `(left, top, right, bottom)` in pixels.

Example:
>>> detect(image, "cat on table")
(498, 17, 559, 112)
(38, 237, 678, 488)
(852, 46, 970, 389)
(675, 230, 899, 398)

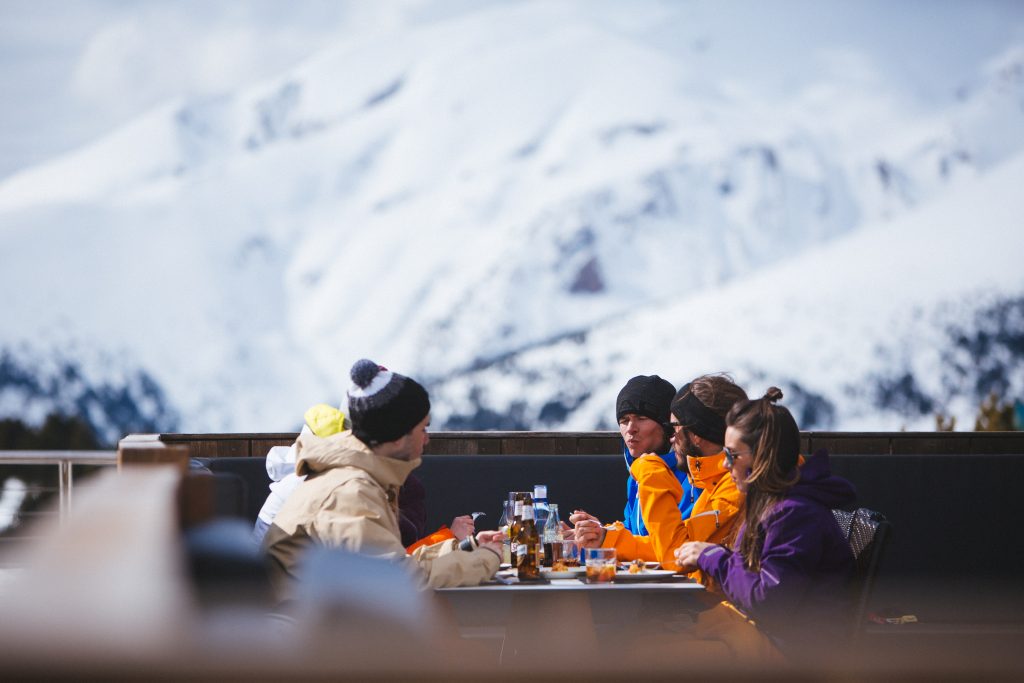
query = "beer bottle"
(509, 492, 524, 560)
(516, 493, 541, 581)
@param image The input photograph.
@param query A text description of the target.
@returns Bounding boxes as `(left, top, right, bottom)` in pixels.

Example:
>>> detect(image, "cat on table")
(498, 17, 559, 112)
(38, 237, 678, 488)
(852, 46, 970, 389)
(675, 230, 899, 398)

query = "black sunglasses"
(723, 446, 753, 468)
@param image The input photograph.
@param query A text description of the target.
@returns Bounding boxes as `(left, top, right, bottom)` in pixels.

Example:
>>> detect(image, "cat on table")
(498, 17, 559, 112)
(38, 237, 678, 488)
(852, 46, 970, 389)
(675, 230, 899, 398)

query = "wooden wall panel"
(577, 436, 621, 455)
(185, 440, 250, 458)
(500, 436, 577, 455)
(425, 436, 502, 455)
(134, 430, 1024, 458)
(969, 435, 1024, 454)
(250, 439, 298, 456)
(891, 436, 971, 455)
(807, 434, 891, 455)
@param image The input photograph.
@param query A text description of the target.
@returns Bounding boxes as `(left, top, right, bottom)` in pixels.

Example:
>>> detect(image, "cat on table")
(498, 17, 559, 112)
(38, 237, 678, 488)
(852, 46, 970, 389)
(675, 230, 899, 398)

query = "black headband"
(671, 383, 726, 445)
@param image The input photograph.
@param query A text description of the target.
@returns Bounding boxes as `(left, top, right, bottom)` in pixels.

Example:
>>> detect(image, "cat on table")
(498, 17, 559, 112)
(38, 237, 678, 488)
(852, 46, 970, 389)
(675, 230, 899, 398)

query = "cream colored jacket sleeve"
(408, 538, 501, 588)
(312, 478, 499, 588)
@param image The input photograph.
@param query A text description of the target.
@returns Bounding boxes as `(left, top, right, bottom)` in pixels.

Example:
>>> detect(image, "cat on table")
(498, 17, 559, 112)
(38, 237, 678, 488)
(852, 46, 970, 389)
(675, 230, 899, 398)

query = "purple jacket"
(697, 450, 856, 643)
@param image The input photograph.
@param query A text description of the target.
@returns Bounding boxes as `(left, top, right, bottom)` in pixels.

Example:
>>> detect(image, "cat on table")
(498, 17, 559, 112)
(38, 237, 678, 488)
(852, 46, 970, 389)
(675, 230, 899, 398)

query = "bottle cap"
(533, 484, 548, 500)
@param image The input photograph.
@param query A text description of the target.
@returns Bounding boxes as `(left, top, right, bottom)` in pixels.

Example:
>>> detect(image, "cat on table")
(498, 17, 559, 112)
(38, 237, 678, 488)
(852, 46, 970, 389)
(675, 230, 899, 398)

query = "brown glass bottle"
(515, 493, 541, 581)
(509, 492, 524, 559)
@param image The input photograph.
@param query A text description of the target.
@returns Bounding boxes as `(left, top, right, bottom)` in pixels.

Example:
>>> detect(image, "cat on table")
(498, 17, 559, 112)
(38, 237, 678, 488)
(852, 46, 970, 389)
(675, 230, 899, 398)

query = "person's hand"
(559, 521, 575, 540)
(574, 518, 606, 549)
(450, 515, 475, 541)
(475, 529, 505, 545)
(475, 529, 505, 558)
(674, 541, 714, 569)
(569, 509, 600, 526)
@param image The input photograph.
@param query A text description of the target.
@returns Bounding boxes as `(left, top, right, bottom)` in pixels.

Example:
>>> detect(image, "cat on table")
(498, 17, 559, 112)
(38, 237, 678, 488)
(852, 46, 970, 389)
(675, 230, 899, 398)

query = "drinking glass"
(585, 547, 616, 583)
(559, 539, 580, 568)
(498, 500, 512, 565)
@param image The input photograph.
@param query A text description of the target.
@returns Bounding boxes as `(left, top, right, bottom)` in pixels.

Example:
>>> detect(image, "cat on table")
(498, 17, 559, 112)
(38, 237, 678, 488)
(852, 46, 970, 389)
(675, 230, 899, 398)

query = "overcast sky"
(0, 0, 365, 180)
(1, 0, 1022, 183)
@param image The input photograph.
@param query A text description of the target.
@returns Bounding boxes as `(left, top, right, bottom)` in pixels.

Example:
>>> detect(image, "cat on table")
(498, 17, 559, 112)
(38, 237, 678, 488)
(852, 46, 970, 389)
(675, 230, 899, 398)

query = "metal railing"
(0, 450, 117, 526)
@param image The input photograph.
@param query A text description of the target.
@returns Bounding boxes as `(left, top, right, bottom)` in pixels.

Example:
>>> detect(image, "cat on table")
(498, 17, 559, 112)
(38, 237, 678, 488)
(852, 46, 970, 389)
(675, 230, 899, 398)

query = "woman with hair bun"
(674, 387, 857, 650)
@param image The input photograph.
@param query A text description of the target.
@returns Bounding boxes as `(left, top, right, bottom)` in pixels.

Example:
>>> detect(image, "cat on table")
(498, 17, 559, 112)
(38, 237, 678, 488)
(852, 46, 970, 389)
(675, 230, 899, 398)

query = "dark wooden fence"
(125, 430, 1024, 458)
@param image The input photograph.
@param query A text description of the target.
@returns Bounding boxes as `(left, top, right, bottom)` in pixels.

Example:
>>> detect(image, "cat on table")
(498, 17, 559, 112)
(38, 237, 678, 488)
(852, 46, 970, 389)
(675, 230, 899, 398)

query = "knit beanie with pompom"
(346, 359, 430, 447)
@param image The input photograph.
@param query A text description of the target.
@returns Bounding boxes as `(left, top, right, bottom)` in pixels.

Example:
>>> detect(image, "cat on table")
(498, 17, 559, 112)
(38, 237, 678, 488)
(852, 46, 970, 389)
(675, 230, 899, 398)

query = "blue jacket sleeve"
(697, 503, 824, 620)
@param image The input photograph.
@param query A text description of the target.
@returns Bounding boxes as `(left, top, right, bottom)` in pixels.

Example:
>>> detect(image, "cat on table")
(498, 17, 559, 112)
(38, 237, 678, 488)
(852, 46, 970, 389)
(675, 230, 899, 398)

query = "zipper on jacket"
(689, 509, 721, 529)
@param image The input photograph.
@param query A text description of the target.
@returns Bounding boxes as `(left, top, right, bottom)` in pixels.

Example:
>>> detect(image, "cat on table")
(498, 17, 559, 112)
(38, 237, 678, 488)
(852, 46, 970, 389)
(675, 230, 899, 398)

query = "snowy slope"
(429, 151, 1024, 431)
(0, 2, 1022, 437)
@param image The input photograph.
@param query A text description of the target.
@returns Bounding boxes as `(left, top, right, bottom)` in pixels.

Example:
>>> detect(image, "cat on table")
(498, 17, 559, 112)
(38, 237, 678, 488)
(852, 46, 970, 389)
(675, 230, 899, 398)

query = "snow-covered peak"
(0, 2, 1022, 436)
(431, 151, 1024, 432)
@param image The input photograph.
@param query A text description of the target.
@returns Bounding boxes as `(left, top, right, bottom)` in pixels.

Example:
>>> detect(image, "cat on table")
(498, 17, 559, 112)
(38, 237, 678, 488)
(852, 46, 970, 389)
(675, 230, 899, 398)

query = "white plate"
(541, 567, 585, 579)
(612, 569, 678, 582)
(619, 562, 662, 570)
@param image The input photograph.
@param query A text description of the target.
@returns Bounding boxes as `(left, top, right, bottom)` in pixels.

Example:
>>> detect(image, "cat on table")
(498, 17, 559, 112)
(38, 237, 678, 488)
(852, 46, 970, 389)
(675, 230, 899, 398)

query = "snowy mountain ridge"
(429, 152, 1024, 431)
(0, 3, 1021, 438)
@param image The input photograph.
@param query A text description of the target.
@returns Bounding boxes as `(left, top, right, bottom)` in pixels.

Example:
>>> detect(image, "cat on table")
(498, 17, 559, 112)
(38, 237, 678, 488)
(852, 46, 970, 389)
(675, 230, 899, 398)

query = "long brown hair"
(686, 373, 749, 419)
(726, 386, 801, 571)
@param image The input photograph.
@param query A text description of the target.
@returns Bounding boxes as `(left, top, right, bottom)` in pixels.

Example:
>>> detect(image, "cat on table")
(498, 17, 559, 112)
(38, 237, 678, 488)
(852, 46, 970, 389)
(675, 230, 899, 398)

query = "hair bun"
(763, 386, 784, 403)
(350, 358, 381, 388)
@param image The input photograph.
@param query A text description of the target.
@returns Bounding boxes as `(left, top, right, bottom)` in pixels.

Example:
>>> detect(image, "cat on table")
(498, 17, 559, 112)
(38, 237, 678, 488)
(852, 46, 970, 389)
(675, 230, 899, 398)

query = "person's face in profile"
(723, 426, 754, 493)
(672, 424, 703, 461)
(618, 413, 665, 457)
(402, 415, 431, 461)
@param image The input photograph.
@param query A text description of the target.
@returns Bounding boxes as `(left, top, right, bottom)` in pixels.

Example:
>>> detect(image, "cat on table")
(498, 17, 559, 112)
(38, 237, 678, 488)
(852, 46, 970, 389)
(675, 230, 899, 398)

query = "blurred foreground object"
(0, 462, 457, 679)
(0, 466, 190, 660)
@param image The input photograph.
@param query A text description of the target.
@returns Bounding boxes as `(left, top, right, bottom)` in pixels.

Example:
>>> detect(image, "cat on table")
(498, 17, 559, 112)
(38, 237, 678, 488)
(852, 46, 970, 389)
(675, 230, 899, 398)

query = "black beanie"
(616, 375, 675, 423)
(347, 359, 431, 447)
(671, 383, 727, 445)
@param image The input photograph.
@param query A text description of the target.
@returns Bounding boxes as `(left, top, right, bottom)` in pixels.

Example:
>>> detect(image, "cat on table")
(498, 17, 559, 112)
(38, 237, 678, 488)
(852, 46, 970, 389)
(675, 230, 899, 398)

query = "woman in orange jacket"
(575, 374, 747, 581)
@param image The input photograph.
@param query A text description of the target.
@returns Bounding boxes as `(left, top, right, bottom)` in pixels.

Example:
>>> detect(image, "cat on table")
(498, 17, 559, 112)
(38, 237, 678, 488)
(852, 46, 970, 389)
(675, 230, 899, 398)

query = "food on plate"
(586, 563, 616, 583)
(551, 557, 580, 572)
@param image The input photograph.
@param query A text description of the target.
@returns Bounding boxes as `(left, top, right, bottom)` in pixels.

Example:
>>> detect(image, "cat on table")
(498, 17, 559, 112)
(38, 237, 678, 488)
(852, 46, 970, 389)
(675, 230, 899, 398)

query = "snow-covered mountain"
(0, 343, 176, 445)
(429, 153, 1024, 431)
(0, 2, 1022, 440)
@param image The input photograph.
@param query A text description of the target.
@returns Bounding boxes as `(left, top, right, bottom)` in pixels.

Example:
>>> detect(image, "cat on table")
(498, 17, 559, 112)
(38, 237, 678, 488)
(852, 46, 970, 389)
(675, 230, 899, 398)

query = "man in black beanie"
(264, 359, 502, 600)
(574, 374, 749, 575)
(571, 374, 697, 537)
(345, 358, 432, 448)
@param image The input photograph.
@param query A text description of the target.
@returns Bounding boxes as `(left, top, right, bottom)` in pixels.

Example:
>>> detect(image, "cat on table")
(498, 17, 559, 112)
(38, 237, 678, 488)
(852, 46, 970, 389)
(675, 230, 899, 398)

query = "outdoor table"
(435, 575, 715, 663)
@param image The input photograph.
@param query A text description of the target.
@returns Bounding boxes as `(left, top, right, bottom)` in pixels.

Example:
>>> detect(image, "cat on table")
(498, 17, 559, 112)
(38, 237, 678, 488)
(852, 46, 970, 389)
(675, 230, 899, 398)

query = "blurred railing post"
(116, 435, 225, 528)
(117, 435, 189, 471)
(59, 460, 71, 523)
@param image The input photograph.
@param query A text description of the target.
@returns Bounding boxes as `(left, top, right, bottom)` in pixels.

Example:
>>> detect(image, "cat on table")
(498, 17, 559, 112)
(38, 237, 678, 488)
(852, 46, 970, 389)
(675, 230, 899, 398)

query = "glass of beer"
(585, 548, 616, 583)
